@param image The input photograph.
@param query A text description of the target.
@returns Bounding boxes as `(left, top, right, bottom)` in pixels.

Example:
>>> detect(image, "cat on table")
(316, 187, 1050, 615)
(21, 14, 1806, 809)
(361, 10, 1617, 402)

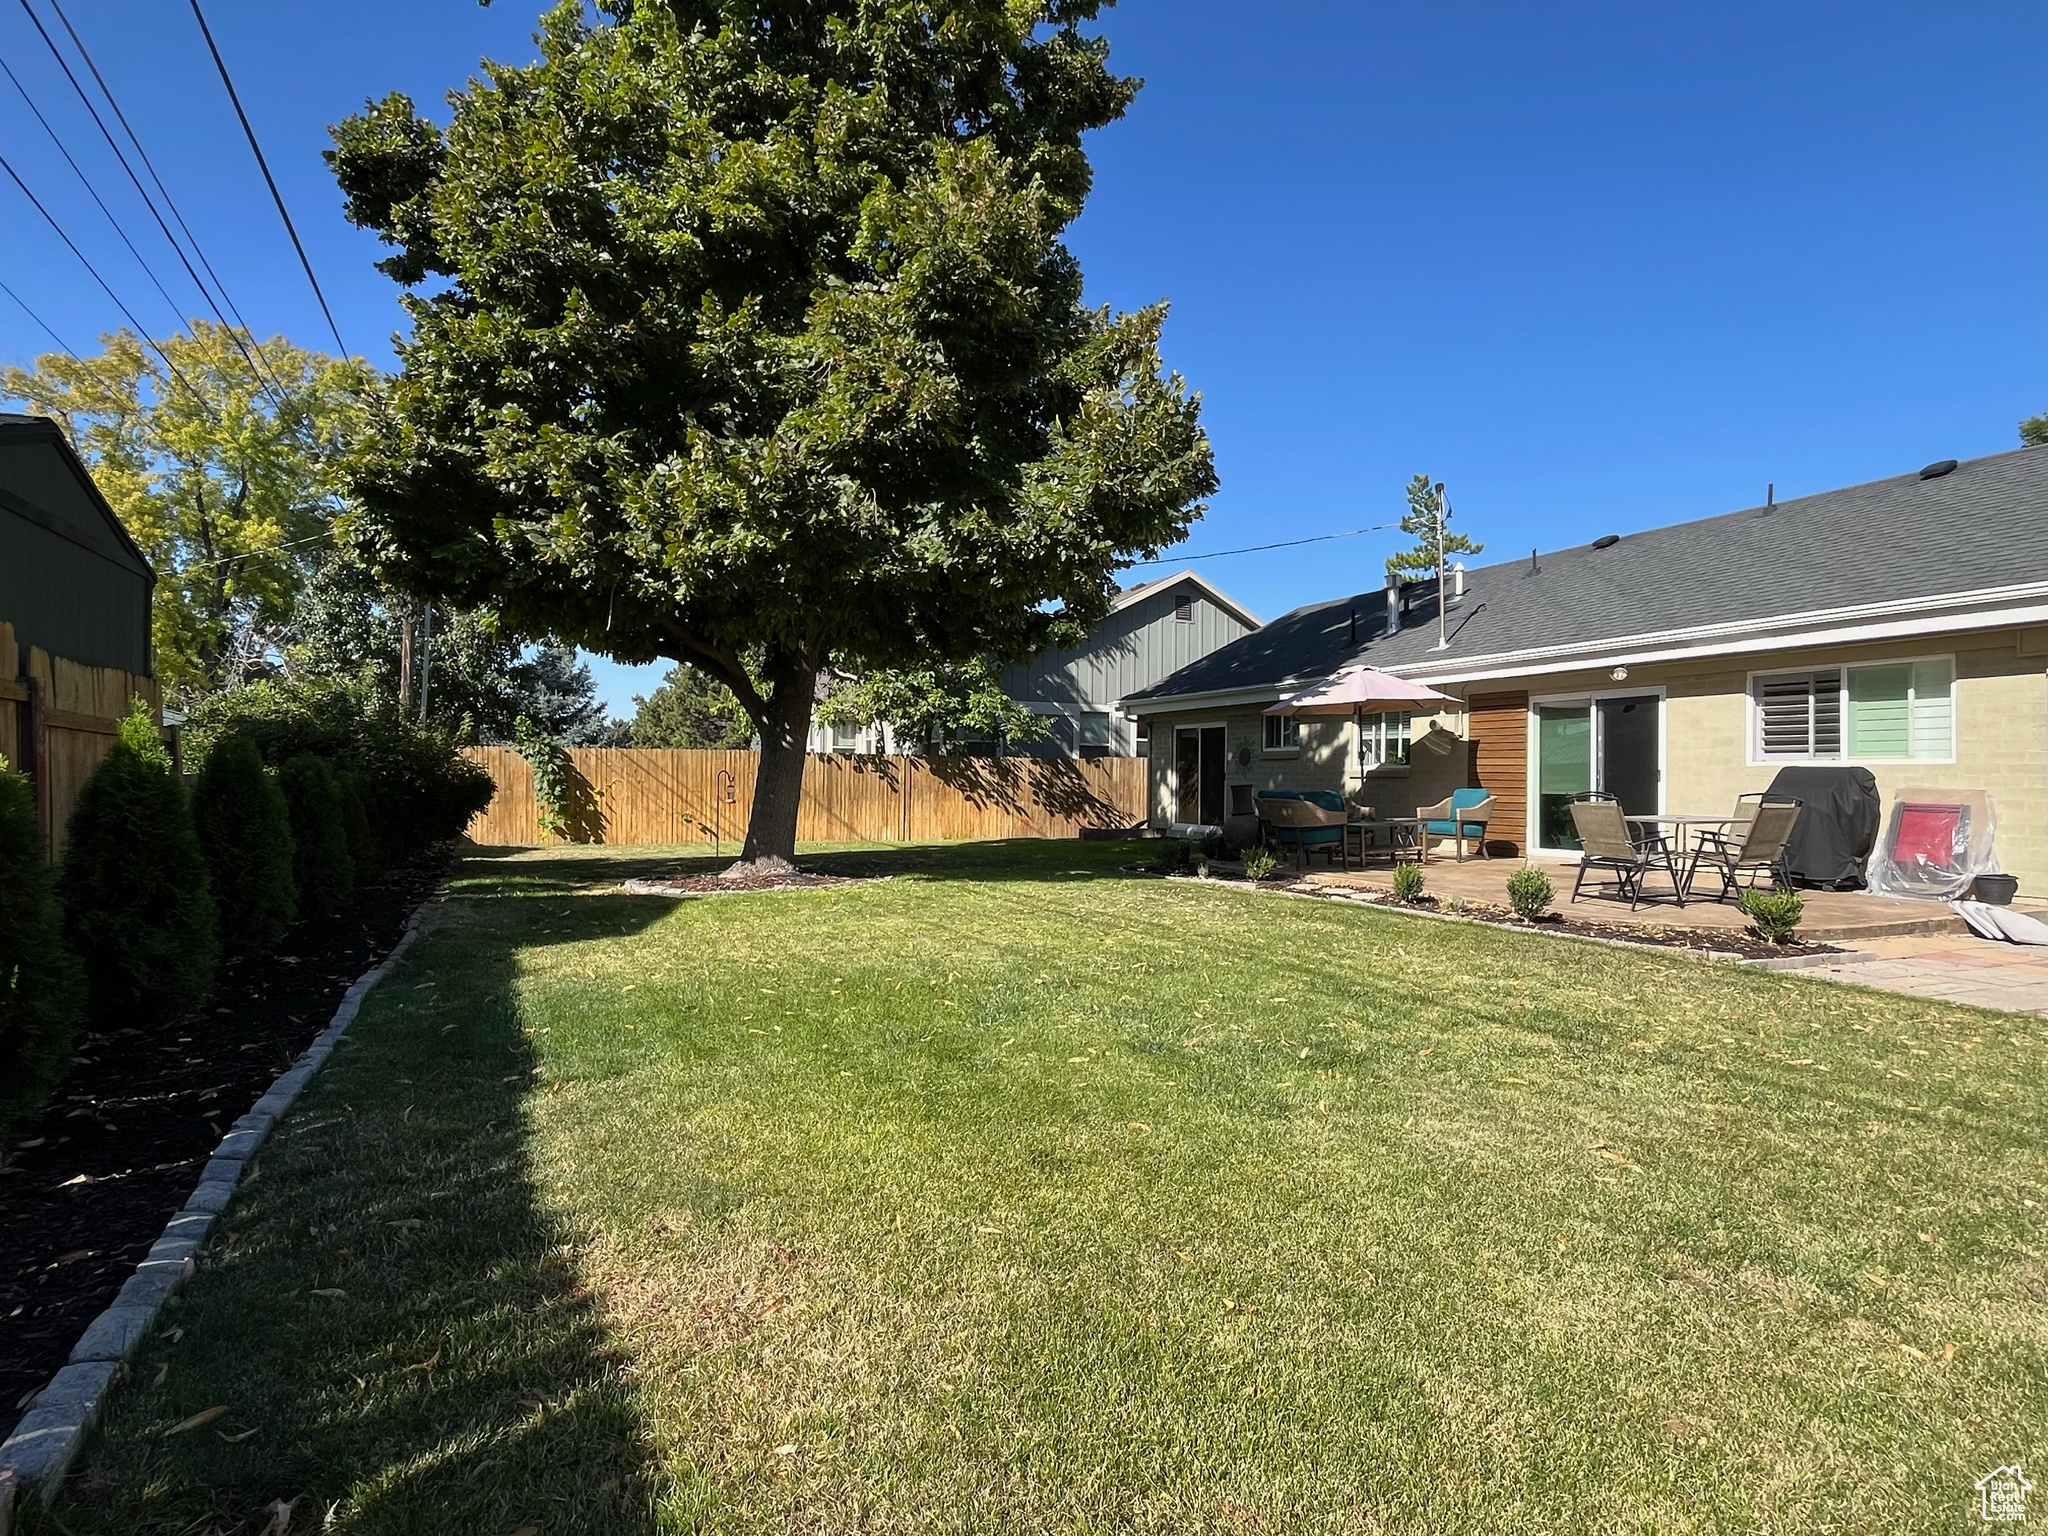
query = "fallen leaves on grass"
(165, 1404, 228, 1436)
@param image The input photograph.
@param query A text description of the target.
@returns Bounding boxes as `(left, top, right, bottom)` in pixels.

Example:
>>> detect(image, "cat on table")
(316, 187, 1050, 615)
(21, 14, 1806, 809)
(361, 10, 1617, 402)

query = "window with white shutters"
(1754, 670, 1842, 759)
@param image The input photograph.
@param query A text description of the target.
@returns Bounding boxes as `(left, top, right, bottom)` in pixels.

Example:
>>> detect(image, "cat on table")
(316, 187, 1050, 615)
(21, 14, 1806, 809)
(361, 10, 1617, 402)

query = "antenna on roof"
(1528, 547, 1538, 574)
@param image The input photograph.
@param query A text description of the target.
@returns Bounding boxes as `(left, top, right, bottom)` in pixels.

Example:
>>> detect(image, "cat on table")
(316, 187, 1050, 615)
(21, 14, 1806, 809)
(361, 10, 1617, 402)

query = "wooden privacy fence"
(461, 747, 1150, 848)
(0, 620, 161, 859)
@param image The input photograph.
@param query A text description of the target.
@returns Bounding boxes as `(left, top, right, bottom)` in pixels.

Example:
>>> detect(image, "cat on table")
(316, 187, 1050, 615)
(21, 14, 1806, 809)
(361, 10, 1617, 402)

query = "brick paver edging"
(0, 896, 439, 1507)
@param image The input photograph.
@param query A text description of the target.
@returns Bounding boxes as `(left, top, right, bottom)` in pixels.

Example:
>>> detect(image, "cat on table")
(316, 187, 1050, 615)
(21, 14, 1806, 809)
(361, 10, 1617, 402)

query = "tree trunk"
(726, 647, 817, 878)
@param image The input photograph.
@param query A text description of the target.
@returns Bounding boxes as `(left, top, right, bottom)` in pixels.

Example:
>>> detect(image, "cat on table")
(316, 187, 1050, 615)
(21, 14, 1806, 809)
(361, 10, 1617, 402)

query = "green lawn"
(38, 840, 2045, 1534)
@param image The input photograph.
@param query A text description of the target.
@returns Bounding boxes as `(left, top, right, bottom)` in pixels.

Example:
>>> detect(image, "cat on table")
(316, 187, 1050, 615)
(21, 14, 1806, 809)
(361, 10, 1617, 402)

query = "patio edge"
(0, 895, 440, 1505)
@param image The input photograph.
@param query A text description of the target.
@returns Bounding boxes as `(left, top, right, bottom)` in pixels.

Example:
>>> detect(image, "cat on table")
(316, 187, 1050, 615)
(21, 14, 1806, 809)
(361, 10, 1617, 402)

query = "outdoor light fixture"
(1610, 667, 1629, 681)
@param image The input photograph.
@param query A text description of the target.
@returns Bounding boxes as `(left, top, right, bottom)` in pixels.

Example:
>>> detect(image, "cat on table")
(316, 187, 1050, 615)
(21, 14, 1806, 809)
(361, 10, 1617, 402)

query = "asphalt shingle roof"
(1127, 444, 2048, 703)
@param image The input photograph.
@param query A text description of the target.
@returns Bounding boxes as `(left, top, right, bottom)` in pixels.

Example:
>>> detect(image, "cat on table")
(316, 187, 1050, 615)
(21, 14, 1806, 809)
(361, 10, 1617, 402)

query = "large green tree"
(3, 326, 366, 701)
(327, 0, 1214, 872)
(1386, 473, 1482, 582)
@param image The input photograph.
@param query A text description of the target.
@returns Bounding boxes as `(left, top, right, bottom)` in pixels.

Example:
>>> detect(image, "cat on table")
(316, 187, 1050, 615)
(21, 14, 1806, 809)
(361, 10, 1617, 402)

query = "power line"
(1127, 522, 1401, 568)
(186, 0, 348, 357)
(44, 0, 292, 397)
(0, 148, 214, 414)
(0, 52, 190, 335)
(12, 0, 291, 407)
(0, 274, 77, 357)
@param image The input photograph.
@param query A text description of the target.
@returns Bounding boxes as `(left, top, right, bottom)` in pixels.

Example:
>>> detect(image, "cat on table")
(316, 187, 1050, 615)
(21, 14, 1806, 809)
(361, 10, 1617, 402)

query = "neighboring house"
(0, 413, 160, 853)
(1124, 446, 2048, 896)
(808, 570, 1258, 756)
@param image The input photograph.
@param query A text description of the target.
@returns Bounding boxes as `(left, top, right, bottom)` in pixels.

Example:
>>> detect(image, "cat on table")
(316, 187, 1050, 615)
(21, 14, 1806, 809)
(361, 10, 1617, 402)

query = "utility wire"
(1127, 522, 1400, 568)
(0, 52, 190, 336)
(45, 0, 292, 398)
(13, 0, 291, 408)
(0, 148, 214, 415)
(0, 274, 77, 357)
(187, 0, 348, 357)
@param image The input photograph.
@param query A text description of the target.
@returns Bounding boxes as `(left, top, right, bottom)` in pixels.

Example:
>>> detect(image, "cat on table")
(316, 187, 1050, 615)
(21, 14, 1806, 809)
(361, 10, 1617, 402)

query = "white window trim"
(1745, 654, 1957, 767)
(1355, 710, 1413, 770)
(1262, 714, 1302, 756)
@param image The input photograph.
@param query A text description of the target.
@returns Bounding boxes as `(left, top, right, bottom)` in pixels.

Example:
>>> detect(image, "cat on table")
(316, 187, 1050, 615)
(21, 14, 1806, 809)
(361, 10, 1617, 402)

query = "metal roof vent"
(1919, 459, 1959, 479)
(1591, 534, 1620, 550)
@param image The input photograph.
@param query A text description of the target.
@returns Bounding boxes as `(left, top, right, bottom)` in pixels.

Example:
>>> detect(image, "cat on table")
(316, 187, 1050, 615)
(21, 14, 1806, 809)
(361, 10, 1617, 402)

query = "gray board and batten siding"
(0, 415, 155, 677)
(998, 570, 1260, 755)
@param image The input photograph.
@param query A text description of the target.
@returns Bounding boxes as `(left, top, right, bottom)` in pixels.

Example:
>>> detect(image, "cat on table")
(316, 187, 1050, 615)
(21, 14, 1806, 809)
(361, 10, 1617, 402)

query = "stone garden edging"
(0, 895, 440, 1507)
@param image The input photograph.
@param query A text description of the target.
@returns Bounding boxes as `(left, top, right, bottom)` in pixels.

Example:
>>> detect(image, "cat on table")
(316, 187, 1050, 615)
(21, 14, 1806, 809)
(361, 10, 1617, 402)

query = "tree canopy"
(1386, 474, 1483, 581)
(2021, 414, 2047, 448)
(327, 0, 1213, 868)
(3, 326, 366, 701)
(626, 664, 754, 749)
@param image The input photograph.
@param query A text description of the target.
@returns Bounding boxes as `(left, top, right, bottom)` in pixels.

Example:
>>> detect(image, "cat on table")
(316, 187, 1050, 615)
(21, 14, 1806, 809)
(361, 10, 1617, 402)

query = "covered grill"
(1763, 766, 1882, 890)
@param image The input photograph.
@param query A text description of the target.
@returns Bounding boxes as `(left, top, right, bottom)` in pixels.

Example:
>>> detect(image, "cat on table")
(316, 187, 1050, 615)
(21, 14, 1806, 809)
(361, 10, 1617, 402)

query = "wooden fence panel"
(1, 625, 160, 859)
(460, 747, 1147, 849)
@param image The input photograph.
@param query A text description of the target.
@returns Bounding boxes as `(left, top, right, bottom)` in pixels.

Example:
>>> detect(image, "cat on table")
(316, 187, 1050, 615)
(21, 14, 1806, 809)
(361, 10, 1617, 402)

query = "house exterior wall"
(0, 451, 153, 676)
(1436, 624, 2047, 896)
(1140, 704, 1467, 828)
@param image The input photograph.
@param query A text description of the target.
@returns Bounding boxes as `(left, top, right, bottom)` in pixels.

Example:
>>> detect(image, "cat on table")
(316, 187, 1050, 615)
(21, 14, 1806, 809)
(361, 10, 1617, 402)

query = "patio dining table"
(1625, 814, 1735, 864)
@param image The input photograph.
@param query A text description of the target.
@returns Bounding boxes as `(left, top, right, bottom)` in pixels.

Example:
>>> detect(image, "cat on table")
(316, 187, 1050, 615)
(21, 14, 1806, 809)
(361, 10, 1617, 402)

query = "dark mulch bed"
(623, 871, 884, 896)
(1123, 864, 1842, 962)
(0, 853, 447, 1419)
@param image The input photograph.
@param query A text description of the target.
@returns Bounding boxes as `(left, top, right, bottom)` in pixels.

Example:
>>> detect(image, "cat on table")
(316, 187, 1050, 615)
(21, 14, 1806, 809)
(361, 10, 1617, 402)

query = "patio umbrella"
(1263, 666, 1456, 716)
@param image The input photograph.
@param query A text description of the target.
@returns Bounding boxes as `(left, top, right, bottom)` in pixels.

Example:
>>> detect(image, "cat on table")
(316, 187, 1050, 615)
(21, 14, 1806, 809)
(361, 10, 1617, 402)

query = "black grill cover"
(1764, 766, 1881, 889)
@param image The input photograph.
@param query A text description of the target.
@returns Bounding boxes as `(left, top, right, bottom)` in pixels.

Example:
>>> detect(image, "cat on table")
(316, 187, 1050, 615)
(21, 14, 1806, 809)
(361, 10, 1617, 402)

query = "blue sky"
(1, 1, 2040, 715)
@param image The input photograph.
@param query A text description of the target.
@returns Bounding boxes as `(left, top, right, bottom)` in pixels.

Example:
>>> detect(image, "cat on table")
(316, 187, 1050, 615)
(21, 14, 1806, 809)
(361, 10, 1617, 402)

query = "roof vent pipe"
(1384, 571, 1401, 637)
(1450, 561, 1466, 600)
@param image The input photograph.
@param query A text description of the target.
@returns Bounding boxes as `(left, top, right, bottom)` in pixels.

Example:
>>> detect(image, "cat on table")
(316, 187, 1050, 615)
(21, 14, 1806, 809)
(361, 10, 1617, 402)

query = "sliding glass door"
(1534, 694, 1662, 851)
(1174, 726, 1226, 826)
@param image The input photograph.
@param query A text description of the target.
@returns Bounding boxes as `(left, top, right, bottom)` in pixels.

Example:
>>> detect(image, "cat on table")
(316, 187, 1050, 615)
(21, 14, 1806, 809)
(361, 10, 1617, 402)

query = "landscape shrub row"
(0, 683, 495, 1144)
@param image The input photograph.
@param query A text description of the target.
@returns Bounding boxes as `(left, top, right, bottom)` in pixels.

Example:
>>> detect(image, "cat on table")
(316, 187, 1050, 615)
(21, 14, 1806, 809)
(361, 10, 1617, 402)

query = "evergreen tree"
(279, 754, 355, 922)
(1386, 474, 1483, 582)
(58, 703, 218, 1026)
(627, 665, 754, 749)
(0, 758, 84, 1144)
(2021, 414, 2047, 447)
(192, 737, 299, 958)
(334, 768, 382, 882)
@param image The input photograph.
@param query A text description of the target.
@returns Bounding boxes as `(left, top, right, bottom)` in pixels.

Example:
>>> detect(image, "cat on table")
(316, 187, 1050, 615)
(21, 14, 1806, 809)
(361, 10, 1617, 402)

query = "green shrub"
(1241, 847, 1278, 882)
(1200, 830, 1225, 861)
(192, 737, 297, 958)
(280, 754, 355, 922)
(0, 757, 84, 1145)
(1739, 886, 1805, 943)
(334, 768, 381, 882)
(184, 680, 494, 859)
(58, 701, 217, 1027)
(1152, 838, 1187, 874)
(1506, 864, 1555, 922)
(1391, 861, 1427, 903)
(515, 716, 605, 843)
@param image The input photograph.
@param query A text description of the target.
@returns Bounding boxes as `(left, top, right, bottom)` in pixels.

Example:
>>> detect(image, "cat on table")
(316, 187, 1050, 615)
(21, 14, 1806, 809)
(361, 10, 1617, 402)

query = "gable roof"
(1127, 444, 2048, 706)
(0, 413, 154, 580)
(1112, 568, 1260, 629)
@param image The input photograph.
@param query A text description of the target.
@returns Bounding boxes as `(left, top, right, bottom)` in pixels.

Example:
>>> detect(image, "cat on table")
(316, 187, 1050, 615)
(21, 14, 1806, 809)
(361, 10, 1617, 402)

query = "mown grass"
(39, 839, 2046, 1534)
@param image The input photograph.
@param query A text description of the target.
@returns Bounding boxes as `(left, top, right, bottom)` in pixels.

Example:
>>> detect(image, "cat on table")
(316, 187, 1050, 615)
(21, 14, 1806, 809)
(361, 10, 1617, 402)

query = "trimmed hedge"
(185, 680, 494, 859)
(280, 754, 355, 922)
(58, 703, 218, 1028)
(0, 758, 84, 1145)
(334, 768, 381, 882)
(193, 737, 298, 958)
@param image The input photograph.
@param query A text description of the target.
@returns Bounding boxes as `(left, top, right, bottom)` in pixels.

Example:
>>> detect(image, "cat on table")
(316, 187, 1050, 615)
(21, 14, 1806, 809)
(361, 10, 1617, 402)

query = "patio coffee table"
(1349, 817, 1426, 864)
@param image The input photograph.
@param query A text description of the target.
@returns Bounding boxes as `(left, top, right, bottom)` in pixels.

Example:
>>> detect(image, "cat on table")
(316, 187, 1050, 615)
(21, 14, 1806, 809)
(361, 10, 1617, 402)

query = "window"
(1263, 713, 1301, 751)
(1133, 715, 1149, 752)
(1359, 710, 1411, 768)
(831, 720, 861, 751)
(1076, 711, 1112, 751)
(1753, 659, 1953, 762)
(1174, 593, 1195, 623)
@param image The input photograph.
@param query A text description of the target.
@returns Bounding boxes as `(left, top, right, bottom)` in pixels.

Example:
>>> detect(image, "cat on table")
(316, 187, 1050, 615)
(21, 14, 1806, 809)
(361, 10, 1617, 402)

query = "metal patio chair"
(1685, 799, 1802, 902)
(1569, 796, 1686, 911)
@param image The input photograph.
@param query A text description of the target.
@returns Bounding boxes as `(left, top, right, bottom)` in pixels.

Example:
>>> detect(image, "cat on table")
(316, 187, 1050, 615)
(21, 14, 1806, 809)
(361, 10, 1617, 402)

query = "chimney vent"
(1450, 561, 1466, 600)
(1384, 572, 1401, 636)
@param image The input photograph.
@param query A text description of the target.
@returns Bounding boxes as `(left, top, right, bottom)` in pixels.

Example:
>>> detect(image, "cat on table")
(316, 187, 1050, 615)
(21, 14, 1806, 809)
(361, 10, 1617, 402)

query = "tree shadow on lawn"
(457, 838, 1145, 893)
(34, 893, 671, 1535)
